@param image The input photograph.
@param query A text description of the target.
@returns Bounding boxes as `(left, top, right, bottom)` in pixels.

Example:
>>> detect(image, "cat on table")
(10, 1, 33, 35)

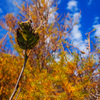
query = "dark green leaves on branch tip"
(17, 20, 39, 50)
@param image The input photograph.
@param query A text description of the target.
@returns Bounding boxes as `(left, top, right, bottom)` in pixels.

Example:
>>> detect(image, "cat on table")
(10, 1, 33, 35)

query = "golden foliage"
(0, 0, 100, 100)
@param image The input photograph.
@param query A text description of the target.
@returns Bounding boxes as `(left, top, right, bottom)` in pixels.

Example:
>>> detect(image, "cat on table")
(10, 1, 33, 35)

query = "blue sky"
(0, 0, 100, 54)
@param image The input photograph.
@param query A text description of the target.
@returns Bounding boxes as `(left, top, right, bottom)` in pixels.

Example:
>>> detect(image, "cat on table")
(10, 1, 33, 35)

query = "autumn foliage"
(0, 0, 100, 100)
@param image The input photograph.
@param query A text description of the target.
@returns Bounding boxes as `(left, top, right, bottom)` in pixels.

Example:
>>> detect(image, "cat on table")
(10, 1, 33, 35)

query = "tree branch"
(9, 49, 28, 100)
(15, 88, 21, 100)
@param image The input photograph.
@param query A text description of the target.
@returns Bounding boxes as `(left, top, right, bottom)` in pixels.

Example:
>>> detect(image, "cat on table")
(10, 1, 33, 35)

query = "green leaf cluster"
(17, 20, 39, 49)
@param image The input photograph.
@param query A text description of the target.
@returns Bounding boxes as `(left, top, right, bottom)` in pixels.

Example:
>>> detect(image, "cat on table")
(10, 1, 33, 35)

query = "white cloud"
(93, 24, 100, 37)
(72, 13, 82, 40)
(79, 41, 88, 53)
(71, 24, 82, 39)
(66, 12, 89, 55)
(67, 0, 78, 11)
(94, 17, 99, 24)
(73, 39, 89, 57)
(88, 0, 92, 5)
(73, 12, 80, 18)
(66, 5, 89, 55)
(73, 12, 81, 21)
(73, 40, 87, 51)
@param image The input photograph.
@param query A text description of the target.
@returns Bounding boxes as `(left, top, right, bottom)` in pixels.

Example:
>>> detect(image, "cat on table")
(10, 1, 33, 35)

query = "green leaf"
(17, 20, 39, 49)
